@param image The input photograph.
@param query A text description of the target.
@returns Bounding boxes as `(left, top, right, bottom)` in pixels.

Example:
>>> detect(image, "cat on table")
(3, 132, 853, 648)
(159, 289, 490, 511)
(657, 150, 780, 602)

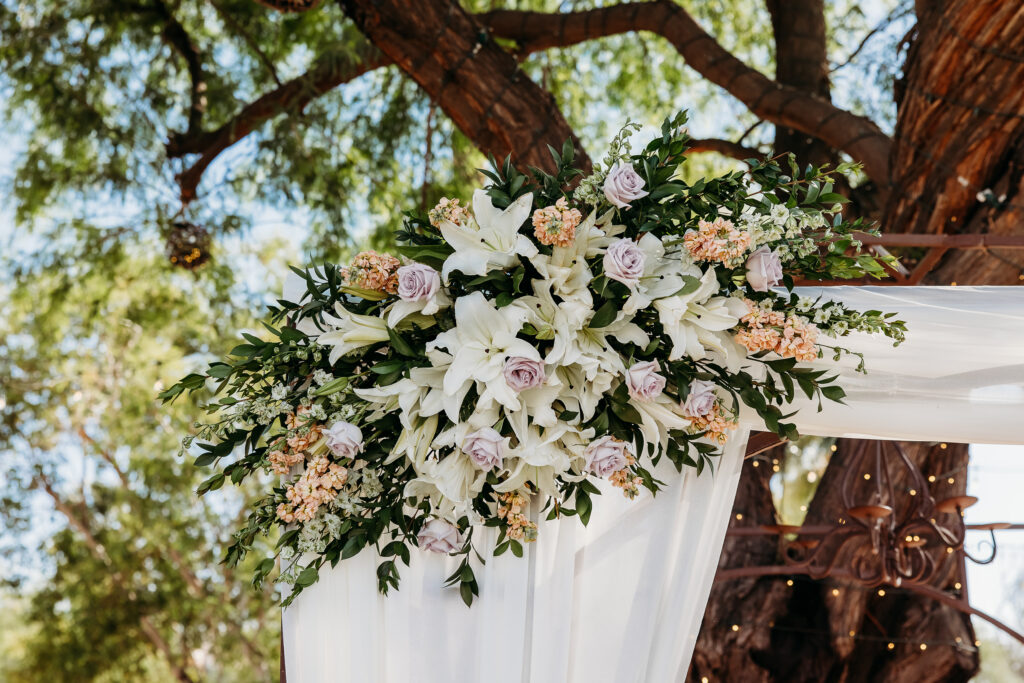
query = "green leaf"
(387, 328, 418, 358)
(589, 300, 618, 328)
(821, 385, 847, 403)
(295, 565, 319, 588)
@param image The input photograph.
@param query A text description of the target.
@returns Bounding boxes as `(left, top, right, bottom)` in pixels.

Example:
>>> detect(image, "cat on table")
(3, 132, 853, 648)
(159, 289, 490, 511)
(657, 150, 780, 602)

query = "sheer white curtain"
(284, 286, 1024, 682)
(753, 287, 1024, 444)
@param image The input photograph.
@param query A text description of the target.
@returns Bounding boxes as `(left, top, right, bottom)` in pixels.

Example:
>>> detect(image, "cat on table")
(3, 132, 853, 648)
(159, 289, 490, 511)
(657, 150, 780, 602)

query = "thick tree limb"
(172, 44, 390, 201)
(688, 138, 762, 161)
(480, 1, 891, 186)
(338, 0, 589, 176)
(174, 0, 890, 200)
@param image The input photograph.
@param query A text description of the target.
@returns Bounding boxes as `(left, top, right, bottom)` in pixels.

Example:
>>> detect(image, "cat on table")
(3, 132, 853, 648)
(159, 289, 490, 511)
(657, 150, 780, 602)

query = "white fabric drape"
(748, 286, 1024, 444)
(284, 286, 1024, 682)
(284, 429, 748, 683)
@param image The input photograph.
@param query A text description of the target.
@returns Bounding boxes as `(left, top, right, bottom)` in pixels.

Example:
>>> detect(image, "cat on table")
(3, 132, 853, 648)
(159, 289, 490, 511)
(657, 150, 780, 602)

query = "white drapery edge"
(283, 430, 748, 683)
(282, 285, 1024, 681)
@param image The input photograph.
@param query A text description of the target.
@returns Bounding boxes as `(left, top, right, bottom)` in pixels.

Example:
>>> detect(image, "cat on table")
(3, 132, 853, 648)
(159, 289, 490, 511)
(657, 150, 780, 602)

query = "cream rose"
(625, 360, 666, 401)
(324, 421, 363, 458)
(745, 246, 783, 292)
(681, 380, 717, 418)
(583, 436, 632, 478)
(462, 427, 506, 470)
(417, 519, 463, 554)
(603, 238, 646, 287)
(503, 356, 545, 392)
(603, 163, 650, 209)
(397, 263, 441, 302)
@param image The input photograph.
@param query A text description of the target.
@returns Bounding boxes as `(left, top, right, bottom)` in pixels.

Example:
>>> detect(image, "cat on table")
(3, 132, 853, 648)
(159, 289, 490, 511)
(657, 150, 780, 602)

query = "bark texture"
(691, 443, 977, 683)
(886, 0, 1024, 285)
(339, 0, 590, 176)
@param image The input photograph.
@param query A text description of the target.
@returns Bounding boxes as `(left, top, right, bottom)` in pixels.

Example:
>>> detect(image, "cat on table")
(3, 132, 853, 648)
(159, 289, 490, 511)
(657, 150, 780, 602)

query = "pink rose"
(324, 421, 363, 458)
(681, 380, 717, 418)
(462, 427, 506, 470)
(603, 163, 650, 209)
(503, 356, 545, 392)
(417, 518, 463, 554)
(625, 360, 666, 400)
(603, 238, 646, 287)
(397, 263, 440, 302)
(584, 436, 632, 478)
(745, 246, 783, 292)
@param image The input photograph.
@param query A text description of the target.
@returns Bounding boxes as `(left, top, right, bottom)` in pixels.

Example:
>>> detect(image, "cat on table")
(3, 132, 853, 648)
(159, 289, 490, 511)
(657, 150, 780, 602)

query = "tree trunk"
(339, 0, 591, 175)
(692, 1, 1024, 680)
(885, 0, 1024, 286)
(766, 0, 834, 170)
(691, 442, 978, 683)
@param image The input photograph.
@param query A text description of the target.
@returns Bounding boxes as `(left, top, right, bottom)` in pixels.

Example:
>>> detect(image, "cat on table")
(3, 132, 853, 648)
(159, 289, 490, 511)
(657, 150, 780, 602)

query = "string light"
(731, 624, 740, 632)
(831, 588, 840, 597)
(920, 643, 928, 651)
(786, 579, 794, 586)
(954, 582, 962, 590)
(736, 513, 744, 521)
(877, 589, 886, 596)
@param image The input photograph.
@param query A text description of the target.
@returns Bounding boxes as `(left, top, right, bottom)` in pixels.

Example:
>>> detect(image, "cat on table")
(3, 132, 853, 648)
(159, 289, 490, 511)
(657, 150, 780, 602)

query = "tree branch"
(172, 43, 389, 202)
(35, 472, 198, 683)
(480, 0, 892, 186)
(148, 0, 207, 137)
(174, 0, 892, 201)
(688, 138, 763, 160)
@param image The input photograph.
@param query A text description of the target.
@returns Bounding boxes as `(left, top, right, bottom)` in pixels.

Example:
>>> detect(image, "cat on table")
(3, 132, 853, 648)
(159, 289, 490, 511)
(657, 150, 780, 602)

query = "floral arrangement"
(164, 113, 905, 606)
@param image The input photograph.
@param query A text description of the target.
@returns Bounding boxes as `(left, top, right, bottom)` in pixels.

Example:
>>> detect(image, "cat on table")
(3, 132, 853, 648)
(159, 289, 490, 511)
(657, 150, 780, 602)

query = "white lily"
(653, 268, 748, 366)
(427, 292, 538, 412)
(354, 378, 423, 428)
(621, 233, 702, 314)
(570, 311, 649, 380)
(318, 303, 390, 363)
(632, 394, 692, 458)
(512, 279, 591, 367)
(528, 210, 614, 305)
(405, 452, 485, 513)
(494, 424, 579, 497)
(555, 365, 615, 422)
(439, 190, 538, 280)
(385, 286, 451, 327)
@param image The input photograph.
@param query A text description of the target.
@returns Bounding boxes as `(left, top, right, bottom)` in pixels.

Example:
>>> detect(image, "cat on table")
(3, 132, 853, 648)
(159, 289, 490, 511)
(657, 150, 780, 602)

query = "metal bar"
(854, 232, 1024, 249)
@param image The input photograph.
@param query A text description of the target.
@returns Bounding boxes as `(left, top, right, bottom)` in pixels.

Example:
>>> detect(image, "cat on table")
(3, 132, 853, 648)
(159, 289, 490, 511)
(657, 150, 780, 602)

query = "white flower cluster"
(315, 188, 747, 521)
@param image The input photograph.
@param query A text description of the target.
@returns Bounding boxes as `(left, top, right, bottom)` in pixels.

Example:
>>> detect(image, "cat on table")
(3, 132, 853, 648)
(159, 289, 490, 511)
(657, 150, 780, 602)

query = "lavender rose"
(584, 436, 632, 478)
(397, 262, 441, 302)
(745, 246, 783, 292)
(603, 238, 646, 287)
(603, 163, 650, 209)
(324, 421, 363, 458)
(681, 380, 717, 418)
(625, 360, 666, 401)
(462, 427, 506, 470)
(417, 518, 463, 554)
(503, 356, 545, 392)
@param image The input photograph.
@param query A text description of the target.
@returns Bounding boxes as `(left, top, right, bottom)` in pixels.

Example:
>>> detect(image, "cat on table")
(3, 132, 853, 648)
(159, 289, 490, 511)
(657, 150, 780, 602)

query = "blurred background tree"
(1, 0, 1022, 680)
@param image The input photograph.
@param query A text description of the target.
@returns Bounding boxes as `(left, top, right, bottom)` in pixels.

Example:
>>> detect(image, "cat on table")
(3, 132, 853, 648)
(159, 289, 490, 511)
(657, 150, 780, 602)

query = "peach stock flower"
(496, 490, 538, 542)
(532, 197, 582, 247)
(688, 403, 738, 445)
(428, 197, 471, 228)
(276, 456, 349, 523)
(345, 250, 401, 294)
(683, 217, 752, 266)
